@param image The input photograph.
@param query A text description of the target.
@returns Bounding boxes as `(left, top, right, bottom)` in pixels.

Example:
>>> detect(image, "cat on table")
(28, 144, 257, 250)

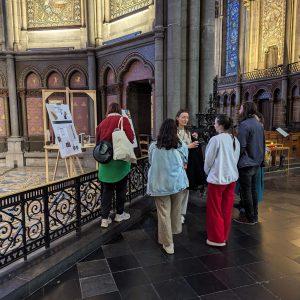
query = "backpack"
(93, 140, 113, 164)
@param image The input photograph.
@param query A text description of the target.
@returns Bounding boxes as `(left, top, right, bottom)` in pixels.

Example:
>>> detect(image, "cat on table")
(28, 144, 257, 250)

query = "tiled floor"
(27, 170, 300, 299)
(0, 166, 94, 196)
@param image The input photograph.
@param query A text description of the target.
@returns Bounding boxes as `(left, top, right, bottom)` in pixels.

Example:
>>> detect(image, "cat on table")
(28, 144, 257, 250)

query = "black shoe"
(233, 203, 240, 210)
(233, 216, 255, 225)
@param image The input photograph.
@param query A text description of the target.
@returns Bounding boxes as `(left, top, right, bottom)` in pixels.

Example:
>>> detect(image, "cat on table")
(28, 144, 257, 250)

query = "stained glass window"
(225, 0, 240, 75)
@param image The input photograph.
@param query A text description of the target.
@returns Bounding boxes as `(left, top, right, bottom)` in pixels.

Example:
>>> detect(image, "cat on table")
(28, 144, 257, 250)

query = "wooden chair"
(138, 134, 150, 157)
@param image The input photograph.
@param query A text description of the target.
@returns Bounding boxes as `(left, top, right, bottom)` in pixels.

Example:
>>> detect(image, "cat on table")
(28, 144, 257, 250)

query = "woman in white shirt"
(204, 115, 240, 247)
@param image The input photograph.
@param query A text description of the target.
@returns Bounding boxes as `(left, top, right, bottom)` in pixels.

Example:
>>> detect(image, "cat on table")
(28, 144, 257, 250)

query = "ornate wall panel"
(225, 0, 240, 75)
(261, 0, 286, 65)
(27, 0, 81, 29)
(109, 0, 153, 21)
(26, 98, 43, 136)
(0, 97, 6, 137)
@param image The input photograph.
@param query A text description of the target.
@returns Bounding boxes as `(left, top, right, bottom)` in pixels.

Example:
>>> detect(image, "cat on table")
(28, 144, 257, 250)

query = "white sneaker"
(163, 243, 174, 254)
(181, 215, 185, 224)
(206, 239, 226, 247)
(101, 217, 112, 228)
(114, 212, 130, 222)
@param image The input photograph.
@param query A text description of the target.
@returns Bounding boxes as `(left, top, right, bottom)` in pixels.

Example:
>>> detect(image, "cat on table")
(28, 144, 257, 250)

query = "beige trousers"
(181, 189, 189, 215)
(155, 191, 184, 246)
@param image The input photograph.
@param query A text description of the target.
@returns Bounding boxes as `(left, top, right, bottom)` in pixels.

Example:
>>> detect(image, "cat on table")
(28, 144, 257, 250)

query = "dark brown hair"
(106, 102, 122, 115)
(215, 114, 236, 151)
(157, 119, 180, 150)
(239, 101, 258, 123)
(175, 109, 189, 135)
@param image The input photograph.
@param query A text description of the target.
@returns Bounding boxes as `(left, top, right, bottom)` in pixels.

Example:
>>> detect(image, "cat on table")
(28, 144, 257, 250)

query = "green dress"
(98, 159, 131, 183)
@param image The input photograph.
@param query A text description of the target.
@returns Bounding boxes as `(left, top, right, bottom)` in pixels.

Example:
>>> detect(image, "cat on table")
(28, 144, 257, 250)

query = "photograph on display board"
(46, 104, 82, 158)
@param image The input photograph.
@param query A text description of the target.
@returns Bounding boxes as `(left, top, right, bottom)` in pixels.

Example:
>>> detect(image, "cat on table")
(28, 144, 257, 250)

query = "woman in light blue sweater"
(204, 115, 240, 247)
(147, 119, 188, 254)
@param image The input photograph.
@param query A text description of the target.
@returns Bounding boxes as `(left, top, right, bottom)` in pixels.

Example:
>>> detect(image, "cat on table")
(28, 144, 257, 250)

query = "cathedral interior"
(0, 1, 300, 299)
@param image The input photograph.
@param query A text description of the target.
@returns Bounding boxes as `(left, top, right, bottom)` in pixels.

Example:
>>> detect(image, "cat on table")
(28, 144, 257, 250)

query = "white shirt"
(204, 133, 240, 185)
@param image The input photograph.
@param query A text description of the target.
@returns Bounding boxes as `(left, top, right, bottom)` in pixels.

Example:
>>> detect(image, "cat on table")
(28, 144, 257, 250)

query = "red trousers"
(206, 182, 236, 243)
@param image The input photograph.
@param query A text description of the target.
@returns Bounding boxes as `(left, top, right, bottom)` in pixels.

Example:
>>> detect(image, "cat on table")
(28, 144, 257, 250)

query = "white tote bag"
(112, 117, 137, 163)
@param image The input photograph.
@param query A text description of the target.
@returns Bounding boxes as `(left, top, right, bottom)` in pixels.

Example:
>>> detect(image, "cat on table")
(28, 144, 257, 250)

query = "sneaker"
(233, 216, 255, 225)
(206, 239, 226, 247)
(114, 212, 130, 222)
(101, 217, 112, 228)
(181, 215, 185, 224)
(163, 243, 174, 254)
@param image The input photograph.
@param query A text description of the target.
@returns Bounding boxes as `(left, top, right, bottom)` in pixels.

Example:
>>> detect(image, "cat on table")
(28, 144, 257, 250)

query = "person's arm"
(122, 117, 134, 143)
(177, 142, 189, 164)
(204, 137, 219, 175)
(237, 122, 248, 156)
(148, 142, 156, 166)
(95, 125, 101, 143)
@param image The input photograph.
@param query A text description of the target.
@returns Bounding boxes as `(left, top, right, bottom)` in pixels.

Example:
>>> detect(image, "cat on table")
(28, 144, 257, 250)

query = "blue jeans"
(238, 166, 259, 222)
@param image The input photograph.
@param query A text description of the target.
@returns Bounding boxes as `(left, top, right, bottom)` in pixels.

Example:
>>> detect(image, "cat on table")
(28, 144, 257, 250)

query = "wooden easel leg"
(75, 155, 84, 174)
(52, 151, 60, 181)
(65, 158, 70, 178)
(45, 149, 49, 182)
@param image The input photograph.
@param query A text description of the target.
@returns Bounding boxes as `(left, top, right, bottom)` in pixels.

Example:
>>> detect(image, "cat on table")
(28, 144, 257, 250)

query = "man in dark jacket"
(234, 101, 265, 225)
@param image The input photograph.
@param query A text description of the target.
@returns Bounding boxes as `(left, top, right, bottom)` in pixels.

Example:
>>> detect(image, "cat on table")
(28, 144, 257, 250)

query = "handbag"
(93, 140, 113, 164)
(112, 117, 136, 163)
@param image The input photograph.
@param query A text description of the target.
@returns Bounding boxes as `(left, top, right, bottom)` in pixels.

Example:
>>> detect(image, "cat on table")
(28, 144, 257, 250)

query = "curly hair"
(157, 119, 180, 150)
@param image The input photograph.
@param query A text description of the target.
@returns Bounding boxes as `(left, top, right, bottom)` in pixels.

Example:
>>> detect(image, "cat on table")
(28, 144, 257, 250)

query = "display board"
(122, 109, 138, 148)
(46, 103, 82, 158)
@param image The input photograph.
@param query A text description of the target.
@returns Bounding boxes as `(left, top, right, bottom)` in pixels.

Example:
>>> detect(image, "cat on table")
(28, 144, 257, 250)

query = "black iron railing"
(0, 157, 149, 269)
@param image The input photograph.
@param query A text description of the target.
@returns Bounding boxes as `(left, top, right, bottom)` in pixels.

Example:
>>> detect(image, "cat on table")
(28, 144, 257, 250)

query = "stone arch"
(99, 62, 117, 86)
(273, 88, 281, 102)
(68, 71, 87, 89)
(18, 66, 42, 88)
(25, 72, 42, 89)
(243, 91, 250, 102)
(42, 66, 65, 87)
(253, 88, 272, 100)
(65, 65, 88, 87)
(116, 52, 154, 82)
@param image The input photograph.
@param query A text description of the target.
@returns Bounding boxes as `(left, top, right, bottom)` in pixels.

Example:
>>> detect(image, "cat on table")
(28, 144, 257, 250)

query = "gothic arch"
(42, 66, 65, 87)
(65, 65, 88, 86)
(253, 88, 272, 100)
(116, 52, 154, 82)
(18, 66, 42, 88)
(243, 91, 250, 102)
(99, 62, 117, 86)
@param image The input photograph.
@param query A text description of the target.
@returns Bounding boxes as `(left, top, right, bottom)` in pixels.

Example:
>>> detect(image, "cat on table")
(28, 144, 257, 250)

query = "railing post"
(20, 193, 28, 261)
(75, 176, 81, 237)
(43, 186, 50, 249)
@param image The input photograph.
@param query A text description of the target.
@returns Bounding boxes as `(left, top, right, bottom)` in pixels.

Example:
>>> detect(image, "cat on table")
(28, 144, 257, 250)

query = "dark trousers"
(101, 176, 128, 219)
(239, 166, 259, 222)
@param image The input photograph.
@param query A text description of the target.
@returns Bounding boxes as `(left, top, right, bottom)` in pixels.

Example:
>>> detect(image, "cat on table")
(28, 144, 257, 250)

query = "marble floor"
(26, 170, 300, 300)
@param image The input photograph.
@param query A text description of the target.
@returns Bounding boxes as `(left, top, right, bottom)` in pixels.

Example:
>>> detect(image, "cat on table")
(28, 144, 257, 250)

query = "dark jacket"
(237, 117, 265, 169)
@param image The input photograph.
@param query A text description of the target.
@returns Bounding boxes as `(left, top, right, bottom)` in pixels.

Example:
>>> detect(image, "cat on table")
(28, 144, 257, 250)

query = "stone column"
(100, 86, 106, 120)
(199, 0, 215, 112)
(149, 79, 155, 137)
(87, 49, 97, 134)
(167, 0, 182, 118)
(95, 0, 103, 46)
(154, 0, 165, 137)
(20, 90, 28, 151)
(187, 0, 201, 124)
(4, 0, 14, 50)
(86, 0, 96, 47)
(6, 53, 24, 167)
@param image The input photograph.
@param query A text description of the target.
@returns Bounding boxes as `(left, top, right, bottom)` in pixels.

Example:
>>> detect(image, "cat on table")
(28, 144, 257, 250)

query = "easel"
(42, 88, 97, 182)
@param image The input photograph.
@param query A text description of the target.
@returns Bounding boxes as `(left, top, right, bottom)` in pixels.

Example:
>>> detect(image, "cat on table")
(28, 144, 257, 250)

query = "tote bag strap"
(117, 117, 124, 130)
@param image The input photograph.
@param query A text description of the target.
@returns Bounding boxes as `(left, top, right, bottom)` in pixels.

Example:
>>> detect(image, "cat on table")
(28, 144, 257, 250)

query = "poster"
(122, 109, 138, 148)
(46, 104, 82, 158)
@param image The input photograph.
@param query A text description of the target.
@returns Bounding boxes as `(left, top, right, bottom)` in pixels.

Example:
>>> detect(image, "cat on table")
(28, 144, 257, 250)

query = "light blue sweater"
(147, 142, 189, 196)
(204, 133, 240, 185)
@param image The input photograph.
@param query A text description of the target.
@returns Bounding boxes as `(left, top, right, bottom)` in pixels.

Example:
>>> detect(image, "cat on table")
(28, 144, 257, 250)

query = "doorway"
(126, 80, 152, 138)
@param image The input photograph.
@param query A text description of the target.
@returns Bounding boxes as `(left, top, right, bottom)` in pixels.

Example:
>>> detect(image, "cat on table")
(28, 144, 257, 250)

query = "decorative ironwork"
(225, 0, 240, 75)
(0, 157, 148, 269)
(194, 77, 219, 143)
(218, 75, 237, 86)
(242, 66, 283, 81)
(289, 62, 300, 74)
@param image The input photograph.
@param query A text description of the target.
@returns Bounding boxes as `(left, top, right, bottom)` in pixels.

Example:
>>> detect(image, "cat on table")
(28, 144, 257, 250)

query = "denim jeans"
(101, 176, 128, 219)
(238, 166, 259, 222)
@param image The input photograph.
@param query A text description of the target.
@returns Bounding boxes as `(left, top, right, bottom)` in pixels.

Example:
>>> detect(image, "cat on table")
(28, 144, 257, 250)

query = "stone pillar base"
(6, 137, 24, 168)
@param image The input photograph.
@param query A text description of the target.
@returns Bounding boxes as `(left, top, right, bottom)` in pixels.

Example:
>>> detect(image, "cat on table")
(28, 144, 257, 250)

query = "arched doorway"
(254, 89, 271, 130)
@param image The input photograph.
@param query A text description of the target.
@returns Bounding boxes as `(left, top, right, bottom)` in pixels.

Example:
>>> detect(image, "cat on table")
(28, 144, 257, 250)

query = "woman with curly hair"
(147, 119, 188, 254)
